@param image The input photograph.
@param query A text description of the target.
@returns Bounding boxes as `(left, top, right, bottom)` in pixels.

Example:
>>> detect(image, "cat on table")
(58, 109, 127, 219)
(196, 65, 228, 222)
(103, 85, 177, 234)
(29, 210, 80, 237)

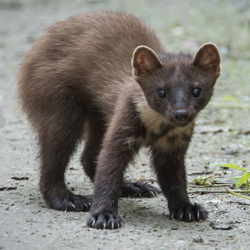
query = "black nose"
(174, 110, 189, 121)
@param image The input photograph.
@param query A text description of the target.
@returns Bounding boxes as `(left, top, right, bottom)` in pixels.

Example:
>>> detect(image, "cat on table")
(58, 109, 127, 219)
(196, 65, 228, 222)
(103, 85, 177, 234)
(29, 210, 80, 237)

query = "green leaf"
(236, 172, 250, 188)
(215, 162, 246, 172)
(246, 180, 249, 190)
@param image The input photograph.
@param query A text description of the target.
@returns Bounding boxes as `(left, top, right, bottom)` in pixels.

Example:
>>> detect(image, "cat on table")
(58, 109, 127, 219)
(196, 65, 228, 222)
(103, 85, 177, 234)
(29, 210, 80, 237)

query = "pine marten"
(18, 10, 221, 229)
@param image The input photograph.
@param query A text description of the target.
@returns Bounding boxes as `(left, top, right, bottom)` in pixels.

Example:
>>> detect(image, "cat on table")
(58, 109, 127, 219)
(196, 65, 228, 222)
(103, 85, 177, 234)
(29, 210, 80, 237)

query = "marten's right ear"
(132, 46, 163, 77)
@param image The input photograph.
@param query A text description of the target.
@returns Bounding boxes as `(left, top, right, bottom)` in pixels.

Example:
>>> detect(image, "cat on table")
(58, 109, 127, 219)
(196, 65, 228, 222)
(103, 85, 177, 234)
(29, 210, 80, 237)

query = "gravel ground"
(0, 1, 250, 249)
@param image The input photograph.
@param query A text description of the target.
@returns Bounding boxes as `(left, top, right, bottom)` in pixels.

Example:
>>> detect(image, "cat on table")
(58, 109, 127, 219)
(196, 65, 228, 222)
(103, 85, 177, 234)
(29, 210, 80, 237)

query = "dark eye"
(158, 89, 166, 98)
(193, 88, 201, 97)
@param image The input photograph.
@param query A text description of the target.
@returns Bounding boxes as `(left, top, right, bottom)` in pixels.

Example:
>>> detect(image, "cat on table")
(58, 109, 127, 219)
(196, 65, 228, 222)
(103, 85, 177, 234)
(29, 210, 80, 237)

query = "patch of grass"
(191, 175, 214, 186)
(215, 162, 250, 189)
(215, 162, 250, 200)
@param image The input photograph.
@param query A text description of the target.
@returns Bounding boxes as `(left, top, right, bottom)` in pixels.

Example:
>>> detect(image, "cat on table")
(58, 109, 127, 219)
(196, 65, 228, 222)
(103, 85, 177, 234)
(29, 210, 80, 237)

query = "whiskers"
(196, 106, 224, 126)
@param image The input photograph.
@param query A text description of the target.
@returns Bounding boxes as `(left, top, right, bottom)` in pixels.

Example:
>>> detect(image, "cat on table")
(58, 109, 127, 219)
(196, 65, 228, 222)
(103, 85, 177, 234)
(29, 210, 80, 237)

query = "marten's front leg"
(152, 147, 208, 222)
(87, 121, 137, 229)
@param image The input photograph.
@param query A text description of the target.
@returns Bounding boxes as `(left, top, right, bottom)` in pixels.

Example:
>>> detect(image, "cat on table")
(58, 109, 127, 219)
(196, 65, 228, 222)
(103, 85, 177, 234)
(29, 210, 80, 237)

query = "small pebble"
(225, 144, 239, 155)
(193, 235, 204, 243)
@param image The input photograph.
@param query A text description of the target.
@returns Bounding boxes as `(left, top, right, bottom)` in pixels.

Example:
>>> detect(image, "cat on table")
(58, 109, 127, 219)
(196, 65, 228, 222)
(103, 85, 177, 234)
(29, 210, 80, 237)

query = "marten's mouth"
(168, 115, 195, 128)
(171, 121, 191, 128)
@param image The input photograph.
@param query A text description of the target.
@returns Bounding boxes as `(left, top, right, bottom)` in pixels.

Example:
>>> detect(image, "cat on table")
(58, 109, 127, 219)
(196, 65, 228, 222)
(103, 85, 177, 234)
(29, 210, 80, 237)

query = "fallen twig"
(0, 186, 17, 191)
(188, 170, 214, 176)
(11, 176, 29, 181)
(189, 184, 231, 188)
(229, 201, 250, 206)
(188, 189, 250, 194)
(226, 189, 250, 200)
(189, 189, 227, 194)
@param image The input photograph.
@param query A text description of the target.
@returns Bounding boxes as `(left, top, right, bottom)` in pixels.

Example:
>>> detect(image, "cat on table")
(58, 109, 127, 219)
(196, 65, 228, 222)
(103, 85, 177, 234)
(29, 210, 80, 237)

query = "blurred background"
(1, 0, 250, 111)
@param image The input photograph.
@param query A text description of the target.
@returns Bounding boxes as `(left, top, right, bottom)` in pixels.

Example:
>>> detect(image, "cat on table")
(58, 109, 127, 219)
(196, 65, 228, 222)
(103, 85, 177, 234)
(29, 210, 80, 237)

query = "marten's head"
(132, 43, 221, 127)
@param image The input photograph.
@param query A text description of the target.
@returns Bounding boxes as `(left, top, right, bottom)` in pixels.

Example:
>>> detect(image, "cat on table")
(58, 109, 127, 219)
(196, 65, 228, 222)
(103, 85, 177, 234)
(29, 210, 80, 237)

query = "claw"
(66, 202, 75, 211)
(150, 191, 155, 197)
(188, 213, 191, 221)
(103, 223, 106, 229)
(180, 212, 183, 220)
(88, 202, 92, 207)
(91, 219, 95, 227)
(197, 211, 200, 220)
(111, 221, 114, 230)
(171, 212, 175, 220)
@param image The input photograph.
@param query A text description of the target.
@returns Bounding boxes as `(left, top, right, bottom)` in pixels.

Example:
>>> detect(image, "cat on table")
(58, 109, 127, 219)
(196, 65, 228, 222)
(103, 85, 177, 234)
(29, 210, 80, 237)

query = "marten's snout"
(174, 110, 189, 122)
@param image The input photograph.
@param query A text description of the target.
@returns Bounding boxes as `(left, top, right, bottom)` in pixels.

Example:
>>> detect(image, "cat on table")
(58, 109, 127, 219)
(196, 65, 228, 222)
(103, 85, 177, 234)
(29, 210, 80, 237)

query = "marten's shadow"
(119, 196, 177, 228)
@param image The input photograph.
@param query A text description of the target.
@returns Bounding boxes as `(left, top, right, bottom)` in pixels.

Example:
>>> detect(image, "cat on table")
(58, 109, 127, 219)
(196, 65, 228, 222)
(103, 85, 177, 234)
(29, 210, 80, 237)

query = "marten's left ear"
(193, 43, 221, 76)
(132, 46, 163, 77)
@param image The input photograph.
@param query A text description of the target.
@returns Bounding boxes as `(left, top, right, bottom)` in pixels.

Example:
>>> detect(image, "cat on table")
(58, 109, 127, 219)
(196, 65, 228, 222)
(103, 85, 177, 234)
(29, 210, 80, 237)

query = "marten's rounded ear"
(132, 46, 163, 76)
(193, 43, 221, 76)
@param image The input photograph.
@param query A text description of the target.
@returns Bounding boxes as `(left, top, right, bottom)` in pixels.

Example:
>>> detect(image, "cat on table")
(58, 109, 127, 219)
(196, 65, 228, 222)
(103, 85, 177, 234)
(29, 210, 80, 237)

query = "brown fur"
(18, 10, 221, 229)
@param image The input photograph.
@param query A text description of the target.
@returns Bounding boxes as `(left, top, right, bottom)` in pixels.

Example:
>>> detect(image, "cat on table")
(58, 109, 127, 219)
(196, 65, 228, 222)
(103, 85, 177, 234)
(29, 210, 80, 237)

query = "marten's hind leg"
(81, 115, 106, 182)
(120, 179, 161, 198)
(38, 103, 92, 212)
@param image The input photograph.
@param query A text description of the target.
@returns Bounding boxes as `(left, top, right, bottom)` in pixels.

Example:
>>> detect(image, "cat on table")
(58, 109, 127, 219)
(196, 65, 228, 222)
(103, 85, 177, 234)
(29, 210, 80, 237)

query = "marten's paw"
(169, 203, 208, 222)
(87, 211, 123, 229)
(44, 189, 92, 212)
(120, 181, 161, 198)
